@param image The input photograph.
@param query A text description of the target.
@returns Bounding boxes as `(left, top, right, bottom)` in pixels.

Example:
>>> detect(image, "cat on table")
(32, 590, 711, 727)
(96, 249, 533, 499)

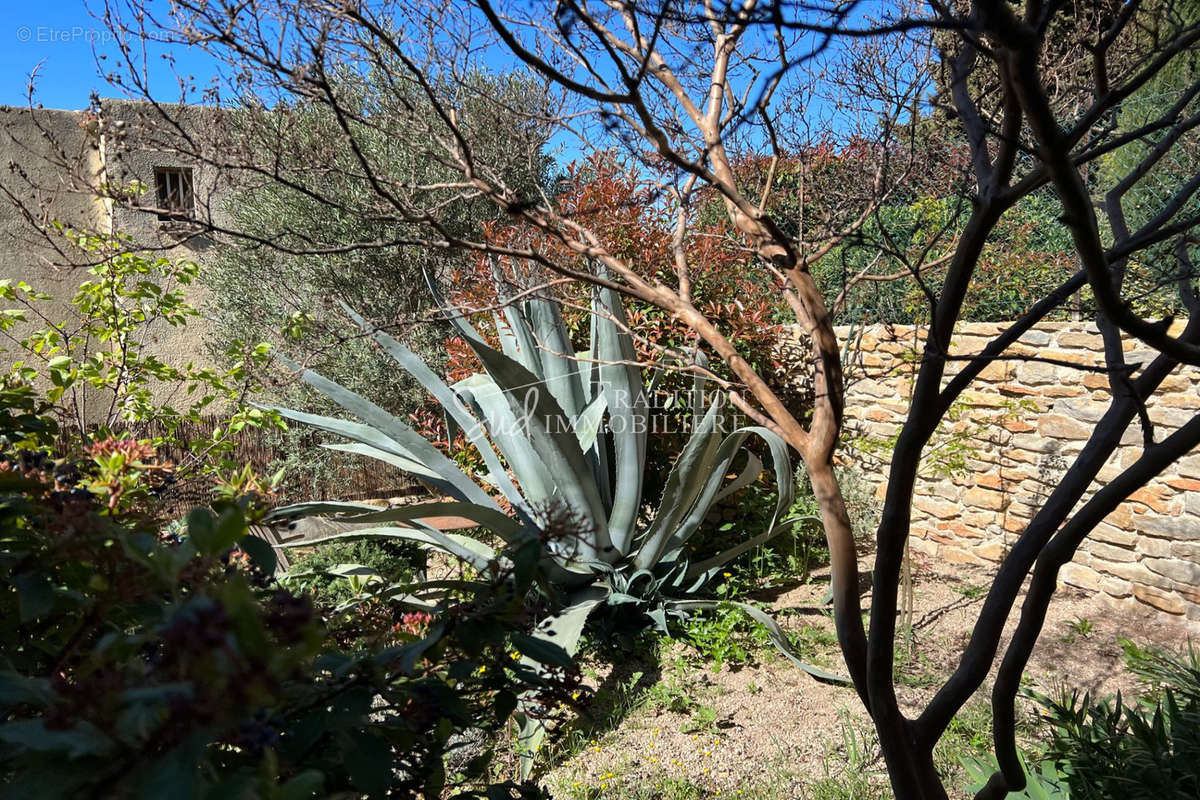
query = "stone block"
(1016, 360, 1062, 385)
(1149, 407, 1197, 430)
(1099, 577, 1133, 598)
(1103, 505, 1133, 529)
(1161, 393, 1200, 409)
(1011, 433, 1059, 454)
(912, 495, 960, 520)
(1092, 559, 1144, 582)
(1055, 332, 1103, 350)
(1135, 535, 1173, 558)
(1060, 562, 1102, 591)
(1143, 557, 1200, 585)
(1129, 486, 1169, 514)
(1038, 414, 1092, 440)
(1056, 398, 1107, 423)
(1090, 522, 1138, 548)
(1017, 330, 1052, 346)
(1086, 541, 1138, 563)
(973, 541, 1008, 561)
(942, 546, 986, 565)
(1039, 386, 1087, 398)
(964, 486, 1009, 511)
(1136, 513, 1200, 541)
(1170, 540, 1200, 561)
(1133, 584, 1186, 615)
(978, 360, 1014, 381)
(1179, 454, 1200, 480)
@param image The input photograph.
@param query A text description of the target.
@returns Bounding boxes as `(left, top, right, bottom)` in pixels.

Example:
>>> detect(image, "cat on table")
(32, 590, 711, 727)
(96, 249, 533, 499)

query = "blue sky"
(0, 0, 219, 109)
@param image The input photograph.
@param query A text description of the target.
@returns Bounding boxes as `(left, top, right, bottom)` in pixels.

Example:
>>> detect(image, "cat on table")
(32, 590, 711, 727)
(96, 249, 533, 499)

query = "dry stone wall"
(833, 320, 1200, 623)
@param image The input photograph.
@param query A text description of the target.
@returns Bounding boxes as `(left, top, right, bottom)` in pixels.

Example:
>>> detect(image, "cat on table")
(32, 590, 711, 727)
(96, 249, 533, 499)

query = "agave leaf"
(691, 349, 710, 416)
(579, 319, 611, 510)
(528, 297, 587, 420)
(666, 426, 794, 576)
(338, 302, 531, 518)
(266, 500, 383, 522)
(267, 406, 483, 503)
(493, 310, 521, 360)
(267, 362, 499, 511)
(319, 442, 443, 484)
(633, 401, 724, 570)
(667, 600, 851, 684)
(455, 373, 556, 508)
(572, 393, 608, 453)
(501, 304, 545, 377)
(577, 349, 596, 401)
(516, 593, 605, 779)
(341, 591, 438, 614)
(646, 607, 669, 632)
(269, 500, 524, 541)
(324, 563, 381, 578)
(277, 524, 496, 573)
(594, 286, 647, 554)
(714, 451, 764, 503)
(459, 335, 612, 557)
(424, 268, 486, 345)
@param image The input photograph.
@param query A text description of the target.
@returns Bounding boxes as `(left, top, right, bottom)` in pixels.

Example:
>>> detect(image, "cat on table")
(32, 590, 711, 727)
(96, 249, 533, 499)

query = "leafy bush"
(0, 393, 566, 798)
(0, 229, 279, 483)
(286, 538, 425, 607)
(1031, 640, 1200, 800)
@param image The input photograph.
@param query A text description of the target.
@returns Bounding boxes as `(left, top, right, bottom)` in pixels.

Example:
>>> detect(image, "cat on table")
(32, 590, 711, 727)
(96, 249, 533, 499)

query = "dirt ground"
(537, 557, 1193, 799)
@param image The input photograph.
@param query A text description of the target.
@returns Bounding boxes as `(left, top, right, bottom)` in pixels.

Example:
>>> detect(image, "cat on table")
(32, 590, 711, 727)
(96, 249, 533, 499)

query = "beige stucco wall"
(0, 101, 230, 416)
(0, 106, 107, 320)
(835, 320, 1200, 624)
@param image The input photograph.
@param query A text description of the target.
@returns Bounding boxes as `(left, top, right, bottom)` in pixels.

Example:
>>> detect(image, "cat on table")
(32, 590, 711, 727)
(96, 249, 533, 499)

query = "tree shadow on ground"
(532, 634, 665, 778)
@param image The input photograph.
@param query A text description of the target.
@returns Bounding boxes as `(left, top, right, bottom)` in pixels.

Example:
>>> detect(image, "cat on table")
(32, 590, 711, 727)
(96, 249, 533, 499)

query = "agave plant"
(267, 283, 844, 685)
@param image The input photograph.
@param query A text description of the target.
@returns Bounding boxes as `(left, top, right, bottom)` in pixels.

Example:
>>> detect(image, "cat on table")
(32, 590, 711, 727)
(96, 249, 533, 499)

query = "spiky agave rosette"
(265, 277, 849, 774)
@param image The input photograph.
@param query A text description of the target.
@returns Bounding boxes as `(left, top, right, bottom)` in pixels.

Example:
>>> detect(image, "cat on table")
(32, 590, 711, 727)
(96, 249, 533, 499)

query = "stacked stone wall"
(833, 320, 1200, 623)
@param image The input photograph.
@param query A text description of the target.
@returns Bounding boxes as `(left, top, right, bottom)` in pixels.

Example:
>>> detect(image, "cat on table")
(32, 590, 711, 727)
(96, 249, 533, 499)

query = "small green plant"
(0, 228, 280, 482)
(284, 537, 425, 606)
(806, 711, 888, 800)
(680, 594, 771, 670)
(961, 753, 1071, 799)
(680, 703, 721, 735)
(933, 700, 995, 789)
(893, 638, 941, 689)
(1063, 617, 1095, 641)
(956, 583, 987, 601)
(644, 663, 700, 716)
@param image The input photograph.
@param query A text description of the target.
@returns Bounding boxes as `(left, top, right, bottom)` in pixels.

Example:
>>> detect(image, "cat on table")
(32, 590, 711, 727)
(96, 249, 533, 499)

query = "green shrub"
(286, 537, 425, 606)
(0, 396, 564, 798)
(1031, 640, 1200, 800)
(0, 229, 281, 498)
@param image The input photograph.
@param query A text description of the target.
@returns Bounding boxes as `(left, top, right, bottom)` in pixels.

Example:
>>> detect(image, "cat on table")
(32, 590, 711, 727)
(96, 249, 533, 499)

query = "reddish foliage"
(444, 153, 791, 390)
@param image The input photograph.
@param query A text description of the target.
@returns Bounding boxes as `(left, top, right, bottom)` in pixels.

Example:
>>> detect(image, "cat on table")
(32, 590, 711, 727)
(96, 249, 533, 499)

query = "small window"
(153, 167, 194, 221)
